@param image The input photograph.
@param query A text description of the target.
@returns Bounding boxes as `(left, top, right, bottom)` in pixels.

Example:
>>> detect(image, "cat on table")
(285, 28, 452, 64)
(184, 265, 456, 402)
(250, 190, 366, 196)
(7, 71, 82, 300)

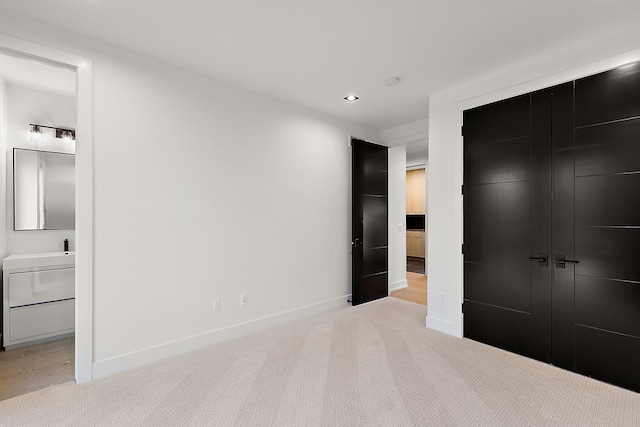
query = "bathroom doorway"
(0, 50, 77, 400)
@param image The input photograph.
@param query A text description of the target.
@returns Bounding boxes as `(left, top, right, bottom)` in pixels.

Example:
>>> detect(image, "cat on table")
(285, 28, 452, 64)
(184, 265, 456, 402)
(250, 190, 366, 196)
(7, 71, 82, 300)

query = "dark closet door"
(351, 138, 388, 306)
(463, 92, 552, 361)
(554, 63, 640, 391)
(464, 62, 640, 393)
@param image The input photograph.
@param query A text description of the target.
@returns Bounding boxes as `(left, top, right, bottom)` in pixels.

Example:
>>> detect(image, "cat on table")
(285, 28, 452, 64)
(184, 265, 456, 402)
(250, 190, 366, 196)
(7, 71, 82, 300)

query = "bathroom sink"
(3, 251, 76, 270)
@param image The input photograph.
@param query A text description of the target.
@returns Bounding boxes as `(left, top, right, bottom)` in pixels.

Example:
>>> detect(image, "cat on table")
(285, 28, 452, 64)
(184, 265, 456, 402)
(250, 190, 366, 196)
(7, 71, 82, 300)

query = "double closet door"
(463, 62, 640, 392)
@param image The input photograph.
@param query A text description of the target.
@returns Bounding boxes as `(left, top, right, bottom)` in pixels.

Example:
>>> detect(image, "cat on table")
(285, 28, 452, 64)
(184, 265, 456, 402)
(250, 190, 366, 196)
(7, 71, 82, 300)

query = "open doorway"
(0, 51, 77, 400)
(406, 167, 426, 274)
(391, 146, 428, 306)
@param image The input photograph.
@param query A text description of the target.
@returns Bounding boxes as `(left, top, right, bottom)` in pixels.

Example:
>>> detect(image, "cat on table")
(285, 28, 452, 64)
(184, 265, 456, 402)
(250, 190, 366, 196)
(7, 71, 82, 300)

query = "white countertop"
(3, 251, 76, 270)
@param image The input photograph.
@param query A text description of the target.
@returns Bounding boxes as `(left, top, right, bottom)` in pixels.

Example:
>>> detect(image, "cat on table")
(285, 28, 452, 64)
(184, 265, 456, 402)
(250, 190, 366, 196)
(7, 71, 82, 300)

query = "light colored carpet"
(0, 297, 638, 426)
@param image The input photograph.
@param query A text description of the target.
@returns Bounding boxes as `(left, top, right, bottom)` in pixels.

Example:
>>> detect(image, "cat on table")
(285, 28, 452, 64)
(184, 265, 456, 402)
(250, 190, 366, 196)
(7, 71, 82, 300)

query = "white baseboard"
(426, 315, 462, 338)
(388, 279, 408, 294)
(92, 295, 351, 380)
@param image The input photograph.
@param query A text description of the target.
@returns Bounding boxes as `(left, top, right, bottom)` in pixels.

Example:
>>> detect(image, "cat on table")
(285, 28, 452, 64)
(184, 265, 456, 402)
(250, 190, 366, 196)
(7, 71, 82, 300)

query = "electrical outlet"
(240, 293, 248, 306)
(213, 298, 221, 312)
(440, 291, 445, 303)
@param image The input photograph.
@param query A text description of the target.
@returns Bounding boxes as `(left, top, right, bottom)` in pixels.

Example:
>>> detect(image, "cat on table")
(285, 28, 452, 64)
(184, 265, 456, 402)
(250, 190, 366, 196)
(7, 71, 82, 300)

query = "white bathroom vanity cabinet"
(2, 252, 75, 349)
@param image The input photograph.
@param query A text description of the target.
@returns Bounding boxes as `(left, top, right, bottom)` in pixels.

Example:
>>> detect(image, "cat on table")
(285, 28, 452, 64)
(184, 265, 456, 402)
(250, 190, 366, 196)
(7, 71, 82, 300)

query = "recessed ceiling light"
(344, 95, 359, 102)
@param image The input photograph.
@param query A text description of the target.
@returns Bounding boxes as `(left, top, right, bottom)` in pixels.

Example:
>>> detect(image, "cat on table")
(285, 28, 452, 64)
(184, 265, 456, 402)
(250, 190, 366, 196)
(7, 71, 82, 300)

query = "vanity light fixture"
(30, 123, 76, 142)
(344, 95, 359, 102)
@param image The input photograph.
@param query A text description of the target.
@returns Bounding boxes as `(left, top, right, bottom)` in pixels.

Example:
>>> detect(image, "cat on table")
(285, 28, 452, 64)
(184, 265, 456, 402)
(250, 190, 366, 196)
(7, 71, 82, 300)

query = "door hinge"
(461, 184, 464, 195)
(461, 244, 464, 254)
(461, 125, 464, 136)
(462, 303, 464, 313)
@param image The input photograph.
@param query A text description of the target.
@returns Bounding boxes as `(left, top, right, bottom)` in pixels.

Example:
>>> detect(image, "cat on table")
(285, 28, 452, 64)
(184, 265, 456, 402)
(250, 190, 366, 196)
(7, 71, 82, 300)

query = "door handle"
(352, 238, 364, 247)
(528, 253, 548, 267)
(555, 255, 579, 268)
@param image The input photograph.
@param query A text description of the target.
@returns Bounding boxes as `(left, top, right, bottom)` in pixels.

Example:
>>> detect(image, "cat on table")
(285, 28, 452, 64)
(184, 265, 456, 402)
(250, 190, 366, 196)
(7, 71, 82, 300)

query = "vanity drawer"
(8, 268, 75, 307)
(9, 299, 75, 341)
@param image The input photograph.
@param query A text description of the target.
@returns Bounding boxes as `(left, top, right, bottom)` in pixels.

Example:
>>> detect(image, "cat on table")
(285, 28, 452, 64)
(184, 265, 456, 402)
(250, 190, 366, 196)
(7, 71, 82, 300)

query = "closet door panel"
(550, 82, 577, 370)
(575, 326, 640, 392)
(575, 276, 640, 337)
(463, 94, 530, 144)
(575, 225, 640, 282)
(463, 90, 552, 362)
(464, 182, 530, 225)
(464, 263, 530, 311)
(463, 301, 532, 356)
(575, 62, 640, 126)
(575, 174, 640, 226)
(575, 118, 640, 177)
(464, 223, 530, 268)
(570, 62, 640, 391)
(464, 137, 531, 184)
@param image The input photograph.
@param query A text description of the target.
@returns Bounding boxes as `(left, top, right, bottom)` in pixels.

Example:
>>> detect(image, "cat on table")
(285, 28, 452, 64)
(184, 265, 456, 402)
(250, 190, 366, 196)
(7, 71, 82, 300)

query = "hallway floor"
(0, 337, 74, 401)
(390, 272, 427, 305)
(406, 256, 425, 274)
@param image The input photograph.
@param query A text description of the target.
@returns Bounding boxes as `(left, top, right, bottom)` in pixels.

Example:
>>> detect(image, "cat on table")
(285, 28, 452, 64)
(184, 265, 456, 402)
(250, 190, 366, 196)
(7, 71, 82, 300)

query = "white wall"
(427, 25, 640, 338)
(0, 77, 3, 337)
(5, 84, 75, 255)
(380, 118, 428, 147)
(388, 145, 406, 293)
(406, 152, 427, 169)
(0, 9, 380, 378)
(88, 52, 376, 374)
(0, 77, 6, 264)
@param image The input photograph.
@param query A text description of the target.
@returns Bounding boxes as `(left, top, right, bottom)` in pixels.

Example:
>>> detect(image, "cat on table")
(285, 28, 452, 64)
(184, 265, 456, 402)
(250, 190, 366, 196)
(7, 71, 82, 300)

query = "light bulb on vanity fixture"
(63, 131, 75, 143)
(29, 124, 43, 142)
(56, 128, 76, 143)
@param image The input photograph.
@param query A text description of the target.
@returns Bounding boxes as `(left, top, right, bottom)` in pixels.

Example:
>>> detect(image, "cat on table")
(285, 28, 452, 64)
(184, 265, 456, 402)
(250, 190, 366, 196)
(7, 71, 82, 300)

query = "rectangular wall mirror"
(14, 148, 75, 231)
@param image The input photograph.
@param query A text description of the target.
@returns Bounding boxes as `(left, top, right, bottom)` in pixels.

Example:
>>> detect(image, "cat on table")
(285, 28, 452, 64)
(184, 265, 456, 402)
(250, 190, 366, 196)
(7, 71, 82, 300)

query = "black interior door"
(554, 63, 640, 391)
(351, 138, 388, 306)
(463, 92, 552, 361)
(464, 62, 640, 393)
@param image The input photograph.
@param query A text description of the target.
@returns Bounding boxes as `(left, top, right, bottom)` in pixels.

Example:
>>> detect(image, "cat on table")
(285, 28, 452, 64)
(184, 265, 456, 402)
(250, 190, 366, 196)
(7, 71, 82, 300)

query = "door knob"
(528, 253, 548, 267)
(555, 255, 579, 269)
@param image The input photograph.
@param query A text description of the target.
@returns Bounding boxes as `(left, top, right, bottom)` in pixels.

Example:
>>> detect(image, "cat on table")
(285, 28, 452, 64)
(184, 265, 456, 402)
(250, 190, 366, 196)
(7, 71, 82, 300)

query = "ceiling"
(1, 1, 640, 131)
